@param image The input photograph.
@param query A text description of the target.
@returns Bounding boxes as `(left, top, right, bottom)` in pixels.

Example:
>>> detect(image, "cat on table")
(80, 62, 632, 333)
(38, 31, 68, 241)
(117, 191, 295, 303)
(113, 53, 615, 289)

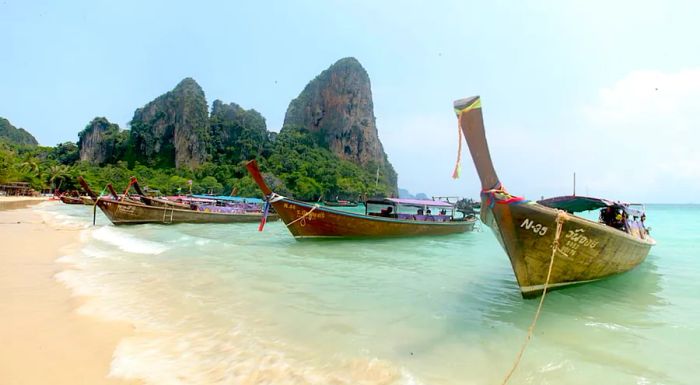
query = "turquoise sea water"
(37, 202, 698, 385)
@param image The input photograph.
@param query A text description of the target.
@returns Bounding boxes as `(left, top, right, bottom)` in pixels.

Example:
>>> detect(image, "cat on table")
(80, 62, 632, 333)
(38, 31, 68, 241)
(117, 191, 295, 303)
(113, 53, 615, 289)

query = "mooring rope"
(500, 210, 568, 385)
(285, 204, 320, 227)
(269, 193, 286, 203)
(91, 185, 110, 226)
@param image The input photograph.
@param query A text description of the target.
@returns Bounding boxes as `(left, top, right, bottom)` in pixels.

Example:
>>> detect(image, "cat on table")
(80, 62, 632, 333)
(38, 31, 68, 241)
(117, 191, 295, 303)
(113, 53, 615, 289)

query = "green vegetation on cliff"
(3, 61, 398, 200)
(128, 78, 209, 169)
(77, 117, 128, 165)
(0, 134, 394, 200)
(209, 100, 272, 164)
(0, 117, 38, 146)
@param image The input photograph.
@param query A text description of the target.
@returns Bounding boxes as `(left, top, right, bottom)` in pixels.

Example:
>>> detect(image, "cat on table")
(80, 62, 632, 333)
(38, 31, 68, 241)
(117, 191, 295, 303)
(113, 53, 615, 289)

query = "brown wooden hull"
(60, 196, 83, 205)
(140, 196, 191, 209)
(482, 195, 654, 297)
(454, 95, 656, 297)
(94, 198, 279, 225)
(271, 198, 476, 238)
(81, 196, 96, 205)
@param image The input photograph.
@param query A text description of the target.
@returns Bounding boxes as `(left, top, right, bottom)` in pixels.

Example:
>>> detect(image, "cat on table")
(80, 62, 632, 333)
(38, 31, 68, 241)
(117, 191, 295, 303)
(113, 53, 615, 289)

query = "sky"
(2, 0, 699, 203)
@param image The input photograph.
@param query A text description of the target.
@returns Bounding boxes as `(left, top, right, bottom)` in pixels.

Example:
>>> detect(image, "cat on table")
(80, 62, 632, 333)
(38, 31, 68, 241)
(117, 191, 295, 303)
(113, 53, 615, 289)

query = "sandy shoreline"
(0, 201, 138, 385)
(0, 196, 51, 211)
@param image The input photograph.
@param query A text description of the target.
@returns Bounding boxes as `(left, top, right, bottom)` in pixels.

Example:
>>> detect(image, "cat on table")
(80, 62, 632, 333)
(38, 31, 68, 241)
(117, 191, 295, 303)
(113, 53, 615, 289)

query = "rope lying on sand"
(500, 210, 569, 385)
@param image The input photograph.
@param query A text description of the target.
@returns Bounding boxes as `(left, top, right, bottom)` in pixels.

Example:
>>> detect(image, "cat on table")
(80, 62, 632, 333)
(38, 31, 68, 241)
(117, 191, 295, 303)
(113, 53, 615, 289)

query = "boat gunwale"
(98, 197, 266, 217)
(276, 196, 477, 227)
(496, 196, 656, 246)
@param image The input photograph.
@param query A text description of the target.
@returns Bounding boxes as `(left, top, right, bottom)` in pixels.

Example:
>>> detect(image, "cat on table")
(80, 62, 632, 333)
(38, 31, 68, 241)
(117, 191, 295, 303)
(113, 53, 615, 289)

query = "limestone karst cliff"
(129, 78, 209, 169)
(77, 117, 126, 165)
(209, 100, 271, 164)
(0, 117, 38, 146)
(283, 57, 398, 194)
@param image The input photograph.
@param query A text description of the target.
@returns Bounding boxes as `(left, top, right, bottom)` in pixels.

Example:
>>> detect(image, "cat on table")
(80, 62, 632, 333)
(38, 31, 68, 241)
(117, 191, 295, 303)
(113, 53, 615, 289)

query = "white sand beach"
(0, 200, 138, 385)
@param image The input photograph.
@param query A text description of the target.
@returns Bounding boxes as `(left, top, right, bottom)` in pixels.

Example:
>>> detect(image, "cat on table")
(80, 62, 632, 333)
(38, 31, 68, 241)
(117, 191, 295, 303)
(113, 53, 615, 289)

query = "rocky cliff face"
(283, 57, 397, 193)
(77, 117, 125, 165)
(129, 78, 209, 169)
(209, 100, 270, 163)
(0, 117, 38, 146)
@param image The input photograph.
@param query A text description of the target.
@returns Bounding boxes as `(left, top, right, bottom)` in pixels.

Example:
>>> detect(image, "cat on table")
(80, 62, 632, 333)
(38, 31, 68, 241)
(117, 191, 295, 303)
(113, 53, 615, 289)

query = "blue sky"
(2, 0, 699, 202)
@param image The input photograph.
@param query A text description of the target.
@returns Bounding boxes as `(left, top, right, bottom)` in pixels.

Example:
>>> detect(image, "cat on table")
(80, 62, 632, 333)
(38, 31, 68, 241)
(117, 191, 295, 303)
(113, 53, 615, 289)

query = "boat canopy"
(366, 198, 453, 208)
(537, 195, 616, 213)
(191, 194, 264, 204)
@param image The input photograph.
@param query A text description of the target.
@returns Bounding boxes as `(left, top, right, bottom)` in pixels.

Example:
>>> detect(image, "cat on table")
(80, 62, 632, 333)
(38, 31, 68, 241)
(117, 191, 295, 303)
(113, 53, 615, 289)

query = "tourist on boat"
(600, 206, 616, 226)
(380, 206, 394, 217)
(417, 208, 424, 215)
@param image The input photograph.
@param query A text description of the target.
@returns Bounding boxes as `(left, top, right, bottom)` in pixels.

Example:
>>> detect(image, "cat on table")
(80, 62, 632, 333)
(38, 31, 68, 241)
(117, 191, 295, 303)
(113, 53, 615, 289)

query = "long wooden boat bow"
(453, 96, 656, 298)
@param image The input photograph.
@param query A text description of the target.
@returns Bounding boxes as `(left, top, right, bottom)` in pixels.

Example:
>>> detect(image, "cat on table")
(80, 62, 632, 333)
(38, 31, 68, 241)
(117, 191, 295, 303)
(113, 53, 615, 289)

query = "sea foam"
(91, 226, 168, 255)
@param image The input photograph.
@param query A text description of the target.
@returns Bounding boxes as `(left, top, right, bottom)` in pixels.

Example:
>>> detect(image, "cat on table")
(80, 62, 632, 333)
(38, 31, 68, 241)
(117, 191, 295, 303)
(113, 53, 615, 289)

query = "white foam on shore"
(34, 207, 90, 229)
(31, 201, 426, 385)
(91, 226, 168, 255)
(109, 328, 416, 385)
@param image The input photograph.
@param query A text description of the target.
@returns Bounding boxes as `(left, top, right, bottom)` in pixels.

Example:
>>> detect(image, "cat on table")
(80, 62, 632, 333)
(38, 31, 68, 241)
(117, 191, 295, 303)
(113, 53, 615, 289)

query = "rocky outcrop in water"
(77, 117, 126, 165)
(283, 57, 397, 193)
(0, 117, 38, 146)
(129, 78, 209, 169)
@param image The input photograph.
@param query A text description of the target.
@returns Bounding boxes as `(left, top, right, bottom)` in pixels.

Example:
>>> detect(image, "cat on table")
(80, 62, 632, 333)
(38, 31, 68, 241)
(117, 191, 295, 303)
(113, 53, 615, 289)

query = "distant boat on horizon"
(454, 95, 655, 298)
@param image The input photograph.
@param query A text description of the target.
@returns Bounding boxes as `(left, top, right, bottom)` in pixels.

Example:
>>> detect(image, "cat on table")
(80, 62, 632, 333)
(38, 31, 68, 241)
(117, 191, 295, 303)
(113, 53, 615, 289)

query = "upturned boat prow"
(454, 96, 656, 298)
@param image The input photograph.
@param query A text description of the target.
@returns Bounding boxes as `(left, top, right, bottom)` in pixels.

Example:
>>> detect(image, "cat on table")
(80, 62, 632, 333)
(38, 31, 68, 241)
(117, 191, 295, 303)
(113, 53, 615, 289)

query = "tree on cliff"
(128, 78, 209, 169)
(0, 117, 38, 146)
(77, 117, 127, 165)
(283, 57, 398, 195)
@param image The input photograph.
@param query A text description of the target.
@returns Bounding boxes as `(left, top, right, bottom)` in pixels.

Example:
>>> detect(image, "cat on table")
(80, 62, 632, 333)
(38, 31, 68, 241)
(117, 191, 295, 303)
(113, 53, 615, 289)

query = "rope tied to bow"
(500, 210, 569, 385)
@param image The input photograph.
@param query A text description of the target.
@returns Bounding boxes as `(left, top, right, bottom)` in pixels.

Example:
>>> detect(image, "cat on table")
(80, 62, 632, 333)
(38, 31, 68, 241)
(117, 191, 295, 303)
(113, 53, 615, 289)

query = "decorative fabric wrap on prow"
(453, 96, 501, 192)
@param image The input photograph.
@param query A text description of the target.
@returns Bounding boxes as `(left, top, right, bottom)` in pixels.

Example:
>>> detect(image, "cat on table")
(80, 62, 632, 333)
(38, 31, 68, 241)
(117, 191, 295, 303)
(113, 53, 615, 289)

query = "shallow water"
(39, 202, 699, 385)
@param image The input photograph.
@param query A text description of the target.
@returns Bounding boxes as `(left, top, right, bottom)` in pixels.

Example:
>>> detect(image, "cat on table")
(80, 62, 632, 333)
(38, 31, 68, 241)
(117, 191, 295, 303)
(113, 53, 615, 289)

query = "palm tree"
(47, 164, 70, 192)
(18, 158, 39, 174)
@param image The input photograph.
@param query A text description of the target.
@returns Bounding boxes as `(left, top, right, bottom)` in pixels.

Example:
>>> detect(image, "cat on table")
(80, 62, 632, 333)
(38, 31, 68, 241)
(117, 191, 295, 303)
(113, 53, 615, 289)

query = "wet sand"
(0, 200, 138, 385)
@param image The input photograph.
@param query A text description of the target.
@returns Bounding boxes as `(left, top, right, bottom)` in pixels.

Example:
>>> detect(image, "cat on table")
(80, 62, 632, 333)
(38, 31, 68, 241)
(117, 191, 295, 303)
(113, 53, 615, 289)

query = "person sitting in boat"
(612, 210, 627, 231)
(439, 209, 447, 216)
(600, 206, 616, 226)
(380, 206, 394, 217)
(417, 208, 424, 215)
(426, 209, 432, 215)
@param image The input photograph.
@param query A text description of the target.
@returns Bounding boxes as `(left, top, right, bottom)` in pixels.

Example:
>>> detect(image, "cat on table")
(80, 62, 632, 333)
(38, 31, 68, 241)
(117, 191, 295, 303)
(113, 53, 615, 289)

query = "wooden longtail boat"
(81, 196, 96, 205)
(322, 200, 361, 207)
(246, 160, 476, 238)
(59, 195, 84, 205)
(129, 178, 191, 209)
(454, 96, 655, 297)
(78, 176, 278, 225)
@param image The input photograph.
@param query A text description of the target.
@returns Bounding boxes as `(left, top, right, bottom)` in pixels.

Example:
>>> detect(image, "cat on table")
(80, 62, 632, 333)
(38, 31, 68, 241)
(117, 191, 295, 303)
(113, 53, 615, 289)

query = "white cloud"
(379, 69, 700, 203)
(576, 69, 700, 202)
